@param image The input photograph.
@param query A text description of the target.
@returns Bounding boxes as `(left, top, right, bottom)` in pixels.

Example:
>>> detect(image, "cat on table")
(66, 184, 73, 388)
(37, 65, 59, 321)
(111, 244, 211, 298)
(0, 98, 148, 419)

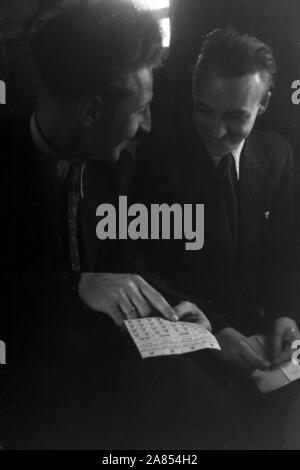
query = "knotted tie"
(216, 153, 238, 249)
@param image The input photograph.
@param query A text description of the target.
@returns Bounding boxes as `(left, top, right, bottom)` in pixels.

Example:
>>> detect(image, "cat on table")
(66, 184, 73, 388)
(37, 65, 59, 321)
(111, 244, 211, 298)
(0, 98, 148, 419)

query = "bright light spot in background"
(160, 17, 170, 47)
(134, 0, 169, 10)
(126, 0, 171, 47)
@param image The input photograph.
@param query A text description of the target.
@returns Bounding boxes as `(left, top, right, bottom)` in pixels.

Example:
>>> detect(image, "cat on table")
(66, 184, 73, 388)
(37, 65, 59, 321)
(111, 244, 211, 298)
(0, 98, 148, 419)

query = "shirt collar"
(211, 139, 245, 179)
(30, 112, 86, 192)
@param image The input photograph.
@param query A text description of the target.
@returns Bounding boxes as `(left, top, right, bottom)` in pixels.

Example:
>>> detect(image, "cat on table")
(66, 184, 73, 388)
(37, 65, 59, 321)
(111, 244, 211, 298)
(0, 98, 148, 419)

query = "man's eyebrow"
(194, 100, 212, 109)
(194, 101, 250, 116)
(226, 109, 250, 116)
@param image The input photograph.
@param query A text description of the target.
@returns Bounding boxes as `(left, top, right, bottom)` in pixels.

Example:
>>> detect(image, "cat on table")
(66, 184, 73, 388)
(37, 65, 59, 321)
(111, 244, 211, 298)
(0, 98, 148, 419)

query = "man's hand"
(174, 301, 212, 331)
(269, 317, 300, 368)
(78, 273, 179, 326)
(216, 327, 271, 372)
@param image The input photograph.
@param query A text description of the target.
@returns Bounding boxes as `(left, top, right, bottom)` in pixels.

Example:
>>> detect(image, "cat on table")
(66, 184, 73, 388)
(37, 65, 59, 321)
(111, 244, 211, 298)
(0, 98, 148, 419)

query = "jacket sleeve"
(263, 135, 299, 326)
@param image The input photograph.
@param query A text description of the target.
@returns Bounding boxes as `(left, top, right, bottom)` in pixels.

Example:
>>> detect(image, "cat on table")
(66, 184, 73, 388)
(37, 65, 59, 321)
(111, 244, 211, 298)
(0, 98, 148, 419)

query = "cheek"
(194, 114, 210, 134)
(128, 117, 140, 136)
(119, 117, 140, 141)
(88, 124, 104, 148)
(228, 120, 253, 140)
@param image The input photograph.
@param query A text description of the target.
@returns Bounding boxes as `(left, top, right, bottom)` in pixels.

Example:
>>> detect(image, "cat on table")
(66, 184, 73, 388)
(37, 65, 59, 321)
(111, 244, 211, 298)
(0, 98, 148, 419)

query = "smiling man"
(192, 28, 299, 369)
(132, 27, 299, 372)
(29, 0, 156, 272)
(14, 0, 198, 324)
(193, 69, 271, 159)
(128, 28, 300, 447)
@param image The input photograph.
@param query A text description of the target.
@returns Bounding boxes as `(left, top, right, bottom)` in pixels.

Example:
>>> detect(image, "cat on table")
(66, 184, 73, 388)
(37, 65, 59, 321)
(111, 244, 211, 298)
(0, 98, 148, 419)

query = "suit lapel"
(188, 132, 273, 252)
(239, 133, 272, 248)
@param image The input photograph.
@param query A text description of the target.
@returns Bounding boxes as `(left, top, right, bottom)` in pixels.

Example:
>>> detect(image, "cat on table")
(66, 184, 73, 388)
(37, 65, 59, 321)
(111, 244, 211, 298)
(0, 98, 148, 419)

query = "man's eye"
(196, 106, 213, 116)
(229, 114, 248, 122)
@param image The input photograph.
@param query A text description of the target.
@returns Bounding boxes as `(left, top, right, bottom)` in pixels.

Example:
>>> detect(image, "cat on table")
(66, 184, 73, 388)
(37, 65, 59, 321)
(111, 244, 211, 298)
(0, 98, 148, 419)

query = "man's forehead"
(194, 70, 268, 109)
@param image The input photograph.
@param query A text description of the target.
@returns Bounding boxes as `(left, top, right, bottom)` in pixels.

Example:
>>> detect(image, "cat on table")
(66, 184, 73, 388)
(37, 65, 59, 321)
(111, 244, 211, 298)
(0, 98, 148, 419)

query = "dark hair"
(31, 0, 163, 103)
(194, 27, 277, 90)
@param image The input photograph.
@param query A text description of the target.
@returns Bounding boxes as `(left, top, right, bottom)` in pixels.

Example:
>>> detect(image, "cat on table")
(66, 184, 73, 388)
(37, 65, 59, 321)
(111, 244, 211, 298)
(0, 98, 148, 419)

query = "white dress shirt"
(211, 140, 245, 180)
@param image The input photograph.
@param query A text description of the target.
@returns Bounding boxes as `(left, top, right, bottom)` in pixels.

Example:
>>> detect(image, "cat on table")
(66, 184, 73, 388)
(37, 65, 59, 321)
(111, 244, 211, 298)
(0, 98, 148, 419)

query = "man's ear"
(258, 91, 271, 115)
(79, 96, 103, 125)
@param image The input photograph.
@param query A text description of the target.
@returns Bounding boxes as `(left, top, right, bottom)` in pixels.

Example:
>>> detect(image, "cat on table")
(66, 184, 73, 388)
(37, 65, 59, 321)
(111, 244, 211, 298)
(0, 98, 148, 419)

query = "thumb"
(174, 302, 212, 331)
(272, 328, 284, 362)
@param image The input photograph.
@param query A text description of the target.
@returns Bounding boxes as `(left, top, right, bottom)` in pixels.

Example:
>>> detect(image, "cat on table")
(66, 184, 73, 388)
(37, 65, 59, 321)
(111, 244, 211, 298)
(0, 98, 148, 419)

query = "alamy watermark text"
(0, 340, 6, 365)
(0, 80, 6, 104)
(96, 196, 204, 251)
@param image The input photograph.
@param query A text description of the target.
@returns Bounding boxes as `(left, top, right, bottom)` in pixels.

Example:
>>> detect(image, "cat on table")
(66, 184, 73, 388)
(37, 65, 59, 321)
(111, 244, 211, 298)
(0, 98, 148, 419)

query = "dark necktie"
(216, 153, 238, 249)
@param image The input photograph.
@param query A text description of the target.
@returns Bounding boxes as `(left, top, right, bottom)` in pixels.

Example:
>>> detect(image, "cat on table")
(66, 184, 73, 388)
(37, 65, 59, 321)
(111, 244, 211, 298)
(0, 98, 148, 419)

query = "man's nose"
(211, 119, 227, 139)
(141, 108, 151, 134)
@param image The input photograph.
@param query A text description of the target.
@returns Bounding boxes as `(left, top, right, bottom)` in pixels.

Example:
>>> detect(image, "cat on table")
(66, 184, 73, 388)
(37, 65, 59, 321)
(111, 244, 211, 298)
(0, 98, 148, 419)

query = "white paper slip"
(281, 361, 300, 382)
(125, 317, 220, 359)
(252, 368, 290, 394)
(249, 335, 300, 394)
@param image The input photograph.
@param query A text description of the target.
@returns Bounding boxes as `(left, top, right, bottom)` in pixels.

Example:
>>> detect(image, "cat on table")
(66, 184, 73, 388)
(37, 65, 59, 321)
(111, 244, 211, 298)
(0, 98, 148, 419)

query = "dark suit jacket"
(1, 113, 137, 272)
(130, 129, 298, 334)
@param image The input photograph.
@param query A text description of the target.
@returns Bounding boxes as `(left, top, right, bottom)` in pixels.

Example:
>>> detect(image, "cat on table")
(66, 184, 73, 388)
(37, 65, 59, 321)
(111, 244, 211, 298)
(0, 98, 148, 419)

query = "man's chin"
(89, 147, 121, 163)
(206, 144, 229, 156)
(205, 141, 237, 156)
(112, 141, 129, 161)
(111, 150, 121, 162)
(102, 144, 123, 162)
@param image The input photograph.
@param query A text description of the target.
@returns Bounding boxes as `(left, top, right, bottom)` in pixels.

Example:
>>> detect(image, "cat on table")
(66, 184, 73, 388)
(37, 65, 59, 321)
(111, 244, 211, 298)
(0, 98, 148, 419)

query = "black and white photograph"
(1, 0, 300, 451)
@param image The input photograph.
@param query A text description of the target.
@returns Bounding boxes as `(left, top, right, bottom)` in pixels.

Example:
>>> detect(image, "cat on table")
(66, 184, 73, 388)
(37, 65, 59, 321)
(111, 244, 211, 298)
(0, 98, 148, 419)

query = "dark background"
(0, 0, 299, 449)
(0, 0, 299, 219)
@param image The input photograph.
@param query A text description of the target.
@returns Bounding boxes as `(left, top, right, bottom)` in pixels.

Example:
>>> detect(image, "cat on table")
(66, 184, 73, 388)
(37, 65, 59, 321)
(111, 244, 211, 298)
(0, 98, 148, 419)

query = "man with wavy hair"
(24, 0, 211, 325)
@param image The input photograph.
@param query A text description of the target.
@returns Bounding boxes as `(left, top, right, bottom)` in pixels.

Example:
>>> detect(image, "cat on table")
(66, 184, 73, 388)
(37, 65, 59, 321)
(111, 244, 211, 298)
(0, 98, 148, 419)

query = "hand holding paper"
(249, 334, 300, 393)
